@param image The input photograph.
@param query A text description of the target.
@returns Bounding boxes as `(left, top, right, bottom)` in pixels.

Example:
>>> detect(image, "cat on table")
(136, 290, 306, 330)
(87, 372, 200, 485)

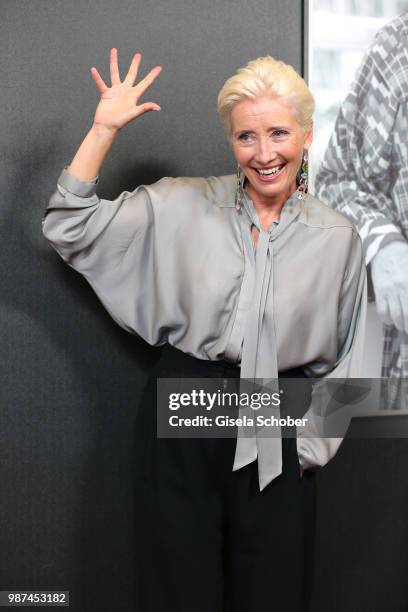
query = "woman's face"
(230, 95, 313, 207)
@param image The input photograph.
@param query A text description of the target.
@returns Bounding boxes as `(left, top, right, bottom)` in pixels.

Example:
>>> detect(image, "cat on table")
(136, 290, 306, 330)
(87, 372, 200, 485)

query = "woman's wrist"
(91, 122, 120, 139)
(67, 124, 119, 182)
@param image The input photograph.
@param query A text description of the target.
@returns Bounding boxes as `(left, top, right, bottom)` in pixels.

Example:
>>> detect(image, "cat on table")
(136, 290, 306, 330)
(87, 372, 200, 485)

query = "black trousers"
(134, 344, 316, 612)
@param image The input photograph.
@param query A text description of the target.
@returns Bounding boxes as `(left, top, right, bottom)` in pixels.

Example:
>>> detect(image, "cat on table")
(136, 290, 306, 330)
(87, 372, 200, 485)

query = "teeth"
(258, 166, 283, 175)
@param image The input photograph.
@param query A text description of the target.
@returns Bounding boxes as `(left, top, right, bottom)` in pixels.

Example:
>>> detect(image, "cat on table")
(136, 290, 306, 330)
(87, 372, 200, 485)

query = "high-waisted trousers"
(133, 343, 316, 612)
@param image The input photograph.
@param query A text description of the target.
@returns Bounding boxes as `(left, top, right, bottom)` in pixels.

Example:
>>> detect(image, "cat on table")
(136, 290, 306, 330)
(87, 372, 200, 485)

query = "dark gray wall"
(1, 1, 407, 611)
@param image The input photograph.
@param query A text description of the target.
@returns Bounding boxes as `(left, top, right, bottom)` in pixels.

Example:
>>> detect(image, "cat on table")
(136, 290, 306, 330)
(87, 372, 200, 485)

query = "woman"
(42, 49, 367, 612)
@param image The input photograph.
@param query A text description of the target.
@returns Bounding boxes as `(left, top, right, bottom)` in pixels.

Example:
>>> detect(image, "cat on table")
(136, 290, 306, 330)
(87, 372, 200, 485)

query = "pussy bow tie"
(233, 172, 304, 491)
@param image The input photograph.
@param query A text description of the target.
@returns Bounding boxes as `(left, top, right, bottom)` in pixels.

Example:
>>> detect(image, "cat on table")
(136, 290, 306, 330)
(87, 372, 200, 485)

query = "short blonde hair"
(217, 56, 315, 136)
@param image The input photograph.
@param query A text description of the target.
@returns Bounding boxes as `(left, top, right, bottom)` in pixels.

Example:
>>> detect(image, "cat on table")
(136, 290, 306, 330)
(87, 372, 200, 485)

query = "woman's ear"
(304, 121, 313, 149)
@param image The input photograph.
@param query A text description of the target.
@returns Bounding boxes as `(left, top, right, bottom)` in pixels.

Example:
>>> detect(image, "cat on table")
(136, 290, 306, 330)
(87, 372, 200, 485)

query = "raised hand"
(90, 48, 162, 132)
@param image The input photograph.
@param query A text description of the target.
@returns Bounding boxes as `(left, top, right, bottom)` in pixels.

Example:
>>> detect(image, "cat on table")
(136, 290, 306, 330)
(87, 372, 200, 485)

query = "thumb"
(137, 102, 161, 114)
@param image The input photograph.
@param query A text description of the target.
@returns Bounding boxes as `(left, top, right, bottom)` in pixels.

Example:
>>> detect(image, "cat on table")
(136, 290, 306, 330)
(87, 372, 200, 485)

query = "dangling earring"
(235, 164, 244, 211)
(297, 149, 308, 199)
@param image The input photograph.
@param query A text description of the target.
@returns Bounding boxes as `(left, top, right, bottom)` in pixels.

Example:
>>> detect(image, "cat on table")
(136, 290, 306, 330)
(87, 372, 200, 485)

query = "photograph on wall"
(308, 0, 408, 409)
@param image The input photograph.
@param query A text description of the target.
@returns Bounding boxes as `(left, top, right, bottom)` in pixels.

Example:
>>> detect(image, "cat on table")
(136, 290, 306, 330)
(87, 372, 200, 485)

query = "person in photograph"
(316, 12, 408, 407)
(42, 48, 366, 611)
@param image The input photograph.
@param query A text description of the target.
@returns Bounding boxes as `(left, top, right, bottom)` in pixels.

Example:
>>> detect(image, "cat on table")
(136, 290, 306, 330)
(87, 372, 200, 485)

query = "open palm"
(91, 48, 162, 132)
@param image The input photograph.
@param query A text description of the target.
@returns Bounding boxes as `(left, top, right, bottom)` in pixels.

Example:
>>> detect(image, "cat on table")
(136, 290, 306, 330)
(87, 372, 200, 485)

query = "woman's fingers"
(109, 47, 121, 85)
(137, 102, 161, 114)
(123, 52, 142, 87)
(106, 48, 161, 95)
(90, 66, 108, 93)
(129, 102, 161, 122)
(124, 102, 160, 126)
(134, 65, 162, 99)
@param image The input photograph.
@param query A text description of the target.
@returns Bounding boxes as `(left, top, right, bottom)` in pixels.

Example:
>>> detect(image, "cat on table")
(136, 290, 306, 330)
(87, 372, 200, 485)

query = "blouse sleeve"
(42, 167, 164, 344)
(296, 229, 368, 470)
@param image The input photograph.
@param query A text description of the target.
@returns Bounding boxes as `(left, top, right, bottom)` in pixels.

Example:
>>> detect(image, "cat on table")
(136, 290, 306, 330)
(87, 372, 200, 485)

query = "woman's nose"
(254, 140, 277, 165)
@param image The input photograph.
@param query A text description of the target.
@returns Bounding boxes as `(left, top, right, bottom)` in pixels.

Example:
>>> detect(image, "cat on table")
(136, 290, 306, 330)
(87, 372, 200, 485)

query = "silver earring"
(297, 150, 308, 199)
(235, 165, 244, 211)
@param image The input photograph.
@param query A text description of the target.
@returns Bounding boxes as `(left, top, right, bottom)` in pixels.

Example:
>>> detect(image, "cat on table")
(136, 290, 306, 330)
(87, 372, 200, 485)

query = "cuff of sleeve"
(57, 166, 99, 198)
(296, 433, 344, 471)
(296, 438, 317, 471)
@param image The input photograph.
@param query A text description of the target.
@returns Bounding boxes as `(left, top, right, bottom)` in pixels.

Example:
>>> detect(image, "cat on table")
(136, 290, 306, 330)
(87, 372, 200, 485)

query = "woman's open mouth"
(254, 164, 286, 182)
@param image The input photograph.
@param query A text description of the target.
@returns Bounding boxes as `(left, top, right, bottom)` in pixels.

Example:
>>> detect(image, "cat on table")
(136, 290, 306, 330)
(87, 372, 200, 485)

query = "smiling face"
(230, 95, 313, 209)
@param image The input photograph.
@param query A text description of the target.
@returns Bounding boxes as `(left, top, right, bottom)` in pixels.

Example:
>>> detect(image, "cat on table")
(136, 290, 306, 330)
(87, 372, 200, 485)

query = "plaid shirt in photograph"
(315, 13, 408, 407)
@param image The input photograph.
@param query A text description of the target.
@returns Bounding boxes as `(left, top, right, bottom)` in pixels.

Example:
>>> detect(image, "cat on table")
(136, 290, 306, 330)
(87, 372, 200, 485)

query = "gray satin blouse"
(42, 167, 367, 490)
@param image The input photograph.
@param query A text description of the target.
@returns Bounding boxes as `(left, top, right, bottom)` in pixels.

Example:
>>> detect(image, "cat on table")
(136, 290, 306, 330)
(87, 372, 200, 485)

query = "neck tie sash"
(233, 175, 304, 491)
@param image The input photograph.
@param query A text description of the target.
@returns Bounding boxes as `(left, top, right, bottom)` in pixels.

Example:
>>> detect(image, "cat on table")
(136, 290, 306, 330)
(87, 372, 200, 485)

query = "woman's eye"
(238, 133, 253, 142)
(272, 130, 287, 137)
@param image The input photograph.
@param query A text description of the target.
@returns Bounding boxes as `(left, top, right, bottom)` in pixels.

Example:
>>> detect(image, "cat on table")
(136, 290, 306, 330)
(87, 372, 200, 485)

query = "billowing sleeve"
(42, 166, 164, 344)
(296, 229, 368, 471)
(315, 38, 407, 266)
